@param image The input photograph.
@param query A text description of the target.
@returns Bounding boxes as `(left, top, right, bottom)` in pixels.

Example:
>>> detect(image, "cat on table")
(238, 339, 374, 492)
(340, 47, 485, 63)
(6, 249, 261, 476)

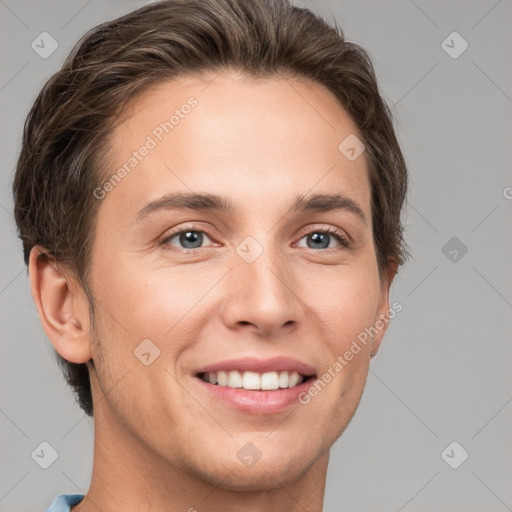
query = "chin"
(184, 439, 324, 492)
(208, 460, 312, 492)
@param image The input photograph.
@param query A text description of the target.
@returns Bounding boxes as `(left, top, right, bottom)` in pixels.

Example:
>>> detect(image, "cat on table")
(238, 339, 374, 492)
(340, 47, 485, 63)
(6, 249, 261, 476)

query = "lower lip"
(194, 376, 316, 415)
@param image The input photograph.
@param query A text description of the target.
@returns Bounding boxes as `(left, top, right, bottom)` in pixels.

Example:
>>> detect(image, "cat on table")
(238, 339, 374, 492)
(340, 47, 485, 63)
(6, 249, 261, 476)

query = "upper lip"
(194, 356, 317, 377)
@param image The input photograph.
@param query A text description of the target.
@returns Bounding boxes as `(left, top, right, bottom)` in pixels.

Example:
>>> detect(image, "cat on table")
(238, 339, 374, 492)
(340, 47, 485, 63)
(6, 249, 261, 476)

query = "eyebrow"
(135, 191, 367, 225)
(136, 192, 234, 221)
(289, 192, 367, 225)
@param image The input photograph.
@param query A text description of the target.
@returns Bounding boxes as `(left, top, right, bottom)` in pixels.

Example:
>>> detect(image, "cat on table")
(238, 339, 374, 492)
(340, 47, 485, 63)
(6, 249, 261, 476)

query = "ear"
(28, 246, 92, 364)
(370, 260, 399, 358)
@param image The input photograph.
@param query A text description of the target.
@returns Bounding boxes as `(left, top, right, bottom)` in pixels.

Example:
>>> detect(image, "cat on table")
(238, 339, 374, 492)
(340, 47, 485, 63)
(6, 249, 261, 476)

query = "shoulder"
(45, 493, 85, 512)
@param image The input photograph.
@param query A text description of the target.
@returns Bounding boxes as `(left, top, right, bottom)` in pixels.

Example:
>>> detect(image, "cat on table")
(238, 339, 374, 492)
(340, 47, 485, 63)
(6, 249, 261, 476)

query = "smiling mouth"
(196, 370, 316, 391)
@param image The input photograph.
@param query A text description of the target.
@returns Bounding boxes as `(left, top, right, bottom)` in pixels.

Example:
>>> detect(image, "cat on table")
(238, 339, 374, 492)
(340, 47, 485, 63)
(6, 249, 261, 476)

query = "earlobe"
(28, 246, 92, 364)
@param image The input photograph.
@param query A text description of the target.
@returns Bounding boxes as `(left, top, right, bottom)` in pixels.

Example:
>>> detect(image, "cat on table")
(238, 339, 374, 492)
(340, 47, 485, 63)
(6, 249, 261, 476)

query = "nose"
(220, 243, 303, 338)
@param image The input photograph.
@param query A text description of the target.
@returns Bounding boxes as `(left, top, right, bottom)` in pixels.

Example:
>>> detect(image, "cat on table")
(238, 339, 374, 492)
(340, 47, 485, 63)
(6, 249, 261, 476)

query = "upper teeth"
(201, 370, 304, 390)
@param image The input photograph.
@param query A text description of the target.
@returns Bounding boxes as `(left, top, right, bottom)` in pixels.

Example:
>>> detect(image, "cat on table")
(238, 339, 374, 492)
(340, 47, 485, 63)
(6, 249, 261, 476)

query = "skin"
(30, 71, 396, 512)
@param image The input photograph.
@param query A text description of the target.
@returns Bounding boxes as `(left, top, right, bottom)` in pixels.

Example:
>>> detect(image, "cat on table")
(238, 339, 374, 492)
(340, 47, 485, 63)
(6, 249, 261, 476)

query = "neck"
(72, 401, 329, 512)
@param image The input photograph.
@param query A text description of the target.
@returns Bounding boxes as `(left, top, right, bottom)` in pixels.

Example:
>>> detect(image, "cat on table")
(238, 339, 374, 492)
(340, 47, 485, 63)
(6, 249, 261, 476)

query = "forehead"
(99, 71, 371, 222)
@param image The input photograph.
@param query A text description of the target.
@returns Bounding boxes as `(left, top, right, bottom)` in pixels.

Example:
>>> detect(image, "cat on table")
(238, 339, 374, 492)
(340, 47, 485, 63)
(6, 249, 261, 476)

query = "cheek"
(300, 264, 380, 408)
(89, 258, 214, 367)
(92, 255, 176, 329)
(306, 265, 381, 338)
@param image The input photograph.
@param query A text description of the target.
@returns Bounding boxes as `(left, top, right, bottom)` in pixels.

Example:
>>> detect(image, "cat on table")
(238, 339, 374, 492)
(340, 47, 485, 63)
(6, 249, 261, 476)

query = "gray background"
(1, 1, 511, 511)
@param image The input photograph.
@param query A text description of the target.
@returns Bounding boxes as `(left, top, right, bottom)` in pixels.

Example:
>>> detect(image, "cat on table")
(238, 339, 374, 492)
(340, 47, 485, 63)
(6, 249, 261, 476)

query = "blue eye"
(161, 225, 349, 253)
(163, 229, 213, 250)
(296, 228, 348, 250)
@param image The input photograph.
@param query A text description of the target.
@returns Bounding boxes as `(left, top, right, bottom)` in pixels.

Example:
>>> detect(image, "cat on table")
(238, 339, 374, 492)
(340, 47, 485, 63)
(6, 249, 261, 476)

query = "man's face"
(86, 71, 391, 489)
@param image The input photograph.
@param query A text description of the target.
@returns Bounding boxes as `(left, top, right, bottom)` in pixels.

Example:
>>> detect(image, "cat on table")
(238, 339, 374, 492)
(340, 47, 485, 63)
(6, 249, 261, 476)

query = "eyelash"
(160, 224, 350, 252)
(302, 226, 351, 248)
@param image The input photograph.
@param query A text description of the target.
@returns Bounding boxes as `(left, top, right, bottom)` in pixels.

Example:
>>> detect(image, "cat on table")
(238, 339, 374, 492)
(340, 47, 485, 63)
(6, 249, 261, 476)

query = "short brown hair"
(13, 0, 409, 417)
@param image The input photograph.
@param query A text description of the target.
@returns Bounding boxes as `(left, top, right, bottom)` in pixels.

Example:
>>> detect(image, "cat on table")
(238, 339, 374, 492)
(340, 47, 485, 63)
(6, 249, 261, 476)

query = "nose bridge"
(221, 234, 302, 335)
